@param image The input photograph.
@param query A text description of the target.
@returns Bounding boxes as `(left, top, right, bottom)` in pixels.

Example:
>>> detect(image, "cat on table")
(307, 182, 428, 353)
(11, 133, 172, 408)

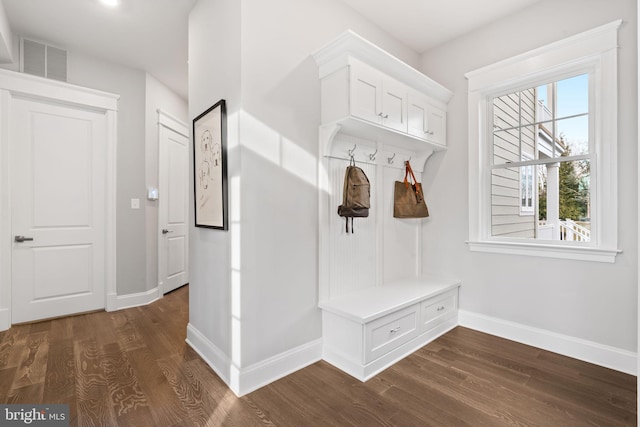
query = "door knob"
(14, 235, 34, 242)
(162, 229, 173, 234)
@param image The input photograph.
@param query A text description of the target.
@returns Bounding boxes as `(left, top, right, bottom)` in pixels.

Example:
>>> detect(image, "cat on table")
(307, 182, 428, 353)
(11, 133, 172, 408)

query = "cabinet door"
(381, 78, 407, 132)
(350, 62, 382, 124)
(426, 104, 446, 146)
(407, 93, 429, 140)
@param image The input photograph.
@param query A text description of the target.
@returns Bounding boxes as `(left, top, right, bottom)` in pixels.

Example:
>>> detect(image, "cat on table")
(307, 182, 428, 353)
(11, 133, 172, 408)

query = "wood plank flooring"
(0, 285, 635, 426)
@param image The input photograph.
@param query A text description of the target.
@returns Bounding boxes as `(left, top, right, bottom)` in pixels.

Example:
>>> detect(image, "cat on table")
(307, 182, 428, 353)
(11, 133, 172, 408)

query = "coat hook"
(387, 153, 396, 164)
(369, 148, 378, 161)
(406, 155, 412, 163)
(347, 144, 357, 157)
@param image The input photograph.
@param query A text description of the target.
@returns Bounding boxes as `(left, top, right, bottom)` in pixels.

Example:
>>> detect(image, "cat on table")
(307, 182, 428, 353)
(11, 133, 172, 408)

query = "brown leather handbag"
(393, 161, 429, 218)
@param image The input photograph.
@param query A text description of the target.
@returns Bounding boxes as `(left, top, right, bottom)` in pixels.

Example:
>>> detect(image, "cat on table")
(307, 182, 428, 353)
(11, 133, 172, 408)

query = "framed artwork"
(193, 99, 228, 230)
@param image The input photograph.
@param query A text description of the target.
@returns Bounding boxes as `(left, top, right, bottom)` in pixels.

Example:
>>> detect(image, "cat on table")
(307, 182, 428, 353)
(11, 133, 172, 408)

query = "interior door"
(158, 124, 189, 294)
(11, 96, 107, 323)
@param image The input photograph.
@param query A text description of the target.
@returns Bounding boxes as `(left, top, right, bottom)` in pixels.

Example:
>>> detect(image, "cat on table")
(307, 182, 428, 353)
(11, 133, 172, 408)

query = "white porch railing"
(560, 219, 591, 242)
(538, 219, 591, 242)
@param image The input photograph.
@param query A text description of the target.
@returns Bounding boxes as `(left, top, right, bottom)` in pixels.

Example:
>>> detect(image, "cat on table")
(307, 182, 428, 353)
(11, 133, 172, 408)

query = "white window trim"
(465, 20, 621, 263)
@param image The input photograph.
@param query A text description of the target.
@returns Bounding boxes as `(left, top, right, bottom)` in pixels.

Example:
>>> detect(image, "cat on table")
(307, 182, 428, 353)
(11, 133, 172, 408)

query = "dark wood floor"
(0, 285, 635, 426)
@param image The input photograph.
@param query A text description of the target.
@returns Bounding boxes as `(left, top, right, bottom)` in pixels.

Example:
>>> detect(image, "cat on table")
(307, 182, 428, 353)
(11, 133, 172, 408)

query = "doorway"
(0, 70, 118, 327)
(157, 111, 189, 294)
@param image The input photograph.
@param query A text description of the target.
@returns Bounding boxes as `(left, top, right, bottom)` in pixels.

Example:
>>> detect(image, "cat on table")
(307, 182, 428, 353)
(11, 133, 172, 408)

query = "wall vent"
(20, 38, 67, 82)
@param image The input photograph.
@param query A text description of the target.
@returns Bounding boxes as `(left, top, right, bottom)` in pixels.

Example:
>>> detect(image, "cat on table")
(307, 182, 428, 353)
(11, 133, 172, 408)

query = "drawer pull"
(389, 326, 401, 334)
(436, 305, 446, 312)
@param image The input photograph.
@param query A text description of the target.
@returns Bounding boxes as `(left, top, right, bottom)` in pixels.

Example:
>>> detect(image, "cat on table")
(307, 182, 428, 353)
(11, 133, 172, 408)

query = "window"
(492, 74, 590, 233)
(466, 21, 621, 262)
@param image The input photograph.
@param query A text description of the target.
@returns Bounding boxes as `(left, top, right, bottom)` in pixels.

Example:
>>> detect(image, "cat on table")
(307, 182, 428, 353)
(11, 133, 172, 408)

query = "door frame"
(0, 69, 118, 331)
(157, 109, 189, 294)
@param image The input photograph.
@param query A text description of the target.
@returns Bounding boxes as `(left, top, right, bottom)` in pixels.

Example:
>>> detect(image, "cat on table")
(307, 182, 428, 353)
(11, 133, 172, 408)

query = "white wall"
(0, 1, 13, 63)
(238, 0, 422, 369)
(188, 0, 241, 365)
(420, 0, 637, 353)
(188, 0, 424, 390)
(145, 74, 188, 293)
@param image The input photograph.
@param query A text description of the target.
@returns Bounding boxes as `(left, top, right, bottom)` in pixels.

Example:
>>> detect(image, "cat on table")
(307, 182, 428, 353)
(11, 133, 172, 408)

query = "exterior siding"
(491, 88, 536, 238)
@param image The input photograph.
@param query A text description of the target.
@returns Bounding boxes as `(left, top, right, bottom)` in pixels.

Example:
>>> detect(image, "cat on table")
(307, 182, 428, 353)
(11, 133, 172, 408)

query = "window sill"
(467, 240, 620, 263)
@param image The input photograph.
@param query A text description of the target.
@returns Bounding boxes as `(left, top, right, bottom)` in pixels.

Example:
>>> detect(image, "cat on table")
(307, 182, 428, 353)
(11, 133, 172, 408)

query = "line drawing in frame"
(193, 99, 228, 230)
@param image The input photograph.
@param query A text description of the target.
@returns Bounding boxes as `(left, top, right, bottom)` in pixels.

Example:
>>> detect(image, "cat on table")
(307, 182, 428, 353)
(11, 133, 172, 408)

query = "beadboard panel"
(327, 155, 377, 299)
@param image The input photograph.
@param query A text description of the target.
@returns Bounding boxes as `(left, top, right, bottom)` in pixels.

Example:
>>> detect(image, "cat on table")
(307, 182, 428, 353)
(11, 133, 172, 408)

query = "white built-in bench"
(320, 278, 460, 381)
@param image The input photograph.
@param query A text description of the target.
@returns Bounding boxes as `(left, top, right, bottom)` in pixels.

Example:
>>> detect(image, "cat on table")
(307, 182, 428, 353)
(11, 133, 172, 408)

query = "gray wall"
(419, 0, 637, 351)
(68, 53, 148, 296)
(145, 74, 189, 293)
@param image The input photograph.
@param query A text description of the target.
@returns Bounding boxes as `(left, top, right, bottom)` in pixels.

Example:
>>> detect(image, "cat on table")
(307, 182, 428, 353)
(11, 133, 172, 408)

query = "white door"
(11, 97, 107, 323)
(158, 124, 189, 294)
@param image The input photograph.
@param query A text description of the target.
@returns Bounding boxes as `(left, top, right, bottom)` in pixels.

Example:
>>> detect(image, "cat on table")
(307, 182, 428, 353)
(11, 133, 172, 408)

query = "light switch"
(131, 198, 140, 209)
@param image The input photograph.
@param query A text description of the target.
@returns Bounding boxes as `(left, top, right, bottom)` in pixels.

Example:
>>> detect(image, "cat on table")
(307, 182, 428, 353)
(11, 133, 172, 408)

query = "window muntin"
(490, 73, 591, 241)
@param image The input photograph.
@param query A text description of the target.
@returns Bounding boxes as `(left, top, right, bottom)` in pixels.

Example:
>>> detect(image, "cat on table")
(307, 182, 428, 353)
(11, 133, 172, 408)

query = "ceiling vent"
(20, 38, 67, 82)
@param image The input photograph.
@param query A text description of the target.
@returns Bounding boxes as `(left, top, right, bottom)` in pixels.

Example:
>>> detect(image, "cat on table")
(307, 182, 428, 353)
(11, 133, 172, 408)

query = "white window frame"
(465, 20, 621, 263)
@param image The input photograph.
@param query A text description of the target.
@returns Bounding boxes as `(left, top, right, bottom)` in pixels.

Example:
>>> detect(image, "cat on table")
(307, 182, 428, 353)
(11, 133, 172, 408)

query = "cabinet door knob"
(437, 305, 445, 311)
(389, 326, 401, 333)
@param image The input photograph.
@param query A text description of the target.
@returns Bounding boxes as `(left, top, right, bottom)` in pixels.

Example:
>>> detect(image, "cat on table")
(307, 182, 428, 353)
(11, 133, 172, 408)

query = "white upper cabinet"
(407, 91, 446, 146)
(350, 59, 407, 133)
(314, 30, 452, 154)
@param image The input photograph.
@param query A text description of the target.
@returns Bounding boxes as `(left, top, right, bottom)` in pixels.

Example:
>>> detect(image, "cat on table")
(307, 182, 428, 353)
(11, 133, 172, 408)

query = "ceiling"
(2, 0, 197, 99)
(338, 0, 541, 53)
(2, 0, 540, 100)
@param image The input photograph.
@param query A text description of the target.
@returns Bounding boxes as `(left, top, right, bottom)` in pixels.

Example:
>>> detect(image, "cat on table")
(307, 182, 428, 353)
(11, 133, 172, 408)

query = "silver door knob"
(162, 229, 173, 234)
(14, 235, 34, 242)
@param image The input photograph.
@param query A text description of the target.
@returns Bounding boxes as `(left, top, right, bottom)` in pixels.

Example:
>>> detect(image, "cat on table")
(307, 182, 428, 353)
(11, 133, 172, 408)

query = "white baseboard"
(0, 307, 9, 332)
(186, 323, 232, 386)
(236, 338, 323, 396)
(458, 310, 637, 376)
(106, 287, 161, 311)
(186, 323, 323, 397)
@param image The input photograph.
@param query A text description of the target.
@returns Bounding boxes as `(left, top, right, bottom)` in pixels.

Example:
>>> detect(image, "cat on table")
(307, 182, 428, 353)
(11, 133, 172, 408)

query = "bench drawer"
(421, 289, 457, 331)
(365, 304, 419, 363)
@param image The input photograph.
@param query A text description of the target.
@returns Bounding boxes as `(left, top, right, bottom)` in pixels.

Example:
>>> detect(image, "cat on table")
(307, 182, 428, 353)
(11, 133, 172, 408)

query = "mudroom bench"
(320, 278, 460, 381)
(313, 31, 459, 381)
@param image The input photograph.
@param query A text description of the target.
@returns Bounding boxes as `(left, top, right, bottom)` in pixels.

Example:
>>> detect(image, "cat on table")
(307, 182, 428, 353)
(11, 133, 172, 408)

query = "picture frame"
(193, 99, 228, 230)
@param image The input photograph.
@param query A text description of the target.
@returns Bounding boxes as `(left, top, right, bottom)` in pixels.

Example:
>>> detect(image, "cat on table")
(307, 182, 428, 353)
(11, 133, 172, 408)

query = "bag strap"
(404, 161, 423, 201)
(403, 161, 419, 187)
(345, 217, 354, 233)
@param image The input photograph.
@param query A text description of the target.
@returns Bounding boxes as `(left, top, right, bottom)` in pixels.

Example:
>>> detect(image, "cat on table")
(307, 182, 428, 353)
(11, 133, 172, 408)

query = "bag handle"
(404, 160, 423, 202)
(403, 161, 419, 187)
